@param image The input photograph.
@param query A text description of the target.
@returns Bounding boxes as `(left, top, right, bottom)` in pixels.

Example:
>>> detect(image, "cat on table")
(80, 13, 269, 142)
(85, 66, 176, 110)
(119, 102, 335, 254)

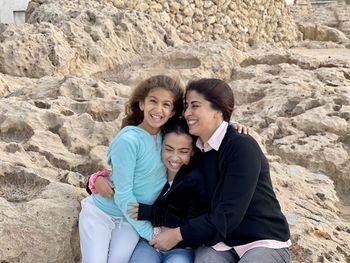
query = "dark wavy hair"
(161, 117, 196, 148)
(122, 75, 184, 128)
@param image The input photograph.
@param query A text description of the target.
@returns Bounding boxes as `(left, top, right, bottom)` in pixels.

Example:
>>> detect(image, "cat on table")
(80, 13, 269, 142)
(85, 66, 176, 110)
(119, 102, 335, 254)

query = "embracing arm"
(138, 202, 188, 227)
(180, 135, 261, 247)
(139, 168, 209, 228)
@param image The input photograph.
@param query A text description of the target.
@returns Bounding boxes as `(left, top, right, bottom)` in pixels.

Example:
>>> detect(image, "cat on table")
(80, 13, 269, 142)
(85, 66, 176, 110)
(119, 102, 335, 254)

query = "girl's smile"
(162, 132, 193, 181)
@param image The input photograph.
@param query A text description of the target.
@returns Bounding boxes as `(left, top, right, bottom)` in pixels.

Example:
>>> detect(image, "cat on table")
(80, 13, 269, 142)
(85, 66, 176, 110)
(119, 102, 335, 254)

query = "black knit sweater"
(180, 126, 290, 248)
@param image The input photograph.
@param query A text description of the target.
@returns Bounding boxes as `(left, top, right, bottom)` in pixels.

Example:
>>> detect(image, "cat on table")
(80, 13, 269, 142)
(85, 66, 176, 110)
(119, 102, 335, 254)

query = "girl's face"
(162, 132, 193, 178)
(139, 87, 175, 135)
(184, 90, 223, 142)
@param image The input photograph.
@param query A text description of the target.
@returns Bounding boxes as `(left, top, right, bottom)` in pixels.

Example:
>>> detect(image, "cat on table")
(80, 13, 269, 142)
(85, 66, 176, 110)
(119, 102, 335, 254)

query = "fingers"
(128, 202, 139, 207)
(105, 188, 114, 198)
(243, 127, 252, 135)
(149, 238, 156, 246)
(106, 181, 114, 197)
(108, 181, 115, 189)
(127, 207, 138, 214)
(126, 210, 138, 219)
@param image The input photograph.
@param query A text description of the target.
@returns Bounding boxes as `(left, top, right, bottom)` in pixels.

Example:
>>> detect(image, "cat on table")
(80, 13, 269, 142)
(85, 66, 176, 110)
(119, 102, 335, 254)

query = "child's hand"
(95, 176, 114, 198)
(127, 202, 139, 219)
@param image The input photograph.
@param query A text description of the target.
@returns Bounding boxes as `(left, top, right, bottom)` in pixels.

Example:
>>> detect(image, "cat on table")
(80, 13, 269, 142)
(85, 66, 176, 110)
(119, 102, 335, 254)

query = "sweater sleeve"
(138, 183, 189, 228)
(139, 203, 190, 228)
(109, 133, 153, 241)
(180, 135, 261, 246)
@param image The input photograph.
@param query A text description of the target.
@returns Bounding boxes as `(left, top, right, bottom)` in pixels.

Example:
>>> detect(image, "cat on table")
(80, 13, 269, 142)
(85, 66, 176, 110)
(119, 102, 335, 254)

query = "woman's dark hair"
(161, 117, 196, 148)
(185, 78, 234, 121)
(122, 75, 184, 128)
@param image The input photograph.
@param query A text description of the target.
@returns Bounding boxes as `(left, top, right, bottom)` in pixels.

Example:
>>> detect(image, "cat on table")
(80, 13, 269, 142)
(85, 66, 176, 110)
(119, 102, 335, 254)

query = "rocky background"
(0, 0, 349, 262)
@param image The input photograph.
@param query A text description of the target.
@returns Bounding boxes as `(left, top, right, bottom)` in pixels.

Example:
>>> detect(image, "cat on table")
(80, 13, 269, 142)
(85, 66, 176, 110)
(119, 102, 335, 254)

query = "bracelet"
(153, 227, 162, 238)
(88, 170, 109, 194)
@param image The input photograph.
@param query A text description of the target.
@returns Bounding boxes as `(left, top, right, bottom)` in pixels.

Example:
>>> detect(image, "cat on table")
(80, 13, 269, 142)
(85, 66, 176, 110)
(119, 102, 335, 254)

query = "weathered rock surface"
(0, 0, 349, 262)
(290, 2, 350, 48)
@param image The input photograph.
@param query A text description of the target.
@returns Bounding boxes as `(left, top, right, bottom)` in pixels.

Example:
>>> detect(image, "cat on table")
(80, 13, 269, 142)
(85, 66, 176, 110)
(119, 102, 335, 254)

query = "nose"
(170, 154, 180, 162)
(184, 106, 191, 118)
(155, 103, 162, 113)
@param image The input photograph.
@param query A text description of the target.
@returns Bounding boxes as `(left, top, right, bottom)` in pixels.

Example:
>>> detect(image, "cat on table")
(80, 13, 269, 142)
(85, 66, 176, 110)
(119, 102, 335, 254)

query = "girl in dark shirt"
(88, 117, 209, 263)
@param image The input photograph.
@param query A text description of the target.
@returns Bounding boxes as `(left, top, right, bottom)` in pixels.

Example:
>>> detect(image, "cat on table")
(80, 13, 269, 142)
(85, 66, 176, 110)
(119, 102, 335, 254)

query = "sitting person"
(89, 117, 209, 263)
(150, 78, 292, 263)
(78, 75, 184, 263)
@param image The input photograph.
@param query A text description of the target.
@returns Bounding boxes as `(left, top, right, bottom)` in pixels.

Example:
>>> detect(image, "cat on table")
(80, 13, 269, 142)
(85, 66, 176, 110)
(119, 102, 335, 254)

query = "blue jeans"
(130, 239, 194, 263)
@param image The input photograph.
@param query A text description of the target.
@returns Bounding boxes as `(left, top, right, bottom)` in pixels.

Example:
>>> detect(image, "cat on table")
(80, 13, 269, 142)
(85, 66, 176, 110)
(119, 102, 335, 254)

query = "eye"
(180, 150, 190, 154)
(150, 99, 157, 103)
(163, 102, 171, 108)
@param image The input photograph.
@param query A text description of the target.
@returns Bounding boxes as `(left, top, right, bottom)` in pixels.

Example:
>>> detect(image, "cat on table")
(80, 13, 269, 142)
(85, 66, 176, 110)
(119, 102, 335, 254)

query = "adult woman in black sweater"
(150, 78, 291, 263)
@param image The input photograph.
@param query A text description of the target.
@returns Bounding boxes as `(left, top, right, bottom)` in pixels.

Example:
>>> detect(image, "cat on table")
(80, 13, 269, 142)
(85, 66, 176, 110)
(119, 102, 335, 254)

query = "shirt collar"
(196, 121, 228, 152)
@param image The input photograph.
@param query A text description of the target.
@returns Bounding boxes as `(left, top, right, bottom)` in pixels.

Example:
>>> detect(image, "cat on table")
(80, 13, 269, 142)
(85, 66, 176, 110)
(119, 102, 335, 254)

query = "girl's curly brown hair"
(122, 75, 184, 128)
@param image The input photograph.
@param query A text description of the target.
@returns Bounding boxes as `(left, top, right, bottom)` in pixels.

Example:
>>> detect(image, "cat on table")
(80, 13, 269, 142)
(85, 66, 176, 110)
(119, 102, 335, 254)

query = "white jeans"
(79, 196, 140, 263)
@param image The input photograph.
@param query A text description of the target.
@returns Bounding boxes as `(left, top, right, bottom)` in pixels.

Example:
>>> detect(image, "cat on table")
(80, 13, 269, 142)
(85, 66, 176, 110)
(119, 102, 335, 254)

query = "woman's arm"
(88, 122, 250, 197)
(151, 134, 262, 249)
(131, 178, 208, 227)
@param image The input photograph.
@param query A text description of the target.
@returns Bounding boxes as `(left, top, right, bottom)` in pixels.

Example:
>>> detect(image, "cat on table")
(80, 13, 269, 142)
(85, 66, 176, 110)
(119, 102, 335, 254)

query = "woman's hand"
(127, 202, 139, 219)
(95, 176, 114, 198)
(149, 227, 182, 251)
(232, 123, 251, 135)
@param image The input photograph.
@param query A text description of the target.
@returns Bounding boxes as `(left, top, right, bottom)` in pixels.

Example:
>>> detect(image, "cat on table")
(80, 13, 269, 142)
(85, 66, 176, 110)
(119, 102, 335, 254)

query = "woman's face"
(184, 90, 223, 142)
(162, 132, 193, 177)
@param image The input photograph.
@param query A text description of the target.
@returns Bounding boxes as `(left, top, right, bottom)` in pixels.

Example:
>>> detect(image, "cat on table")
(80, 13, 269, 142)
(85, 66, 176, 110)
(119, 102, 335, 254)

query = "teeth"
(151, 114, 162, 120)
(169, 161, 181, 168)
(188, 120, 196, 125)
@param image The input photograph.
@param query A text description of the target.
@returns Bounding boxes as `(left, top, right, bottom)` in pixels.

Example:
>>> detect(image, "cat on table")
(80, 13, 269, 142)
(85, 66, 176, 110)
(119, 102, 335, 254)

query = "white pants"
(79, 196, 140, 263)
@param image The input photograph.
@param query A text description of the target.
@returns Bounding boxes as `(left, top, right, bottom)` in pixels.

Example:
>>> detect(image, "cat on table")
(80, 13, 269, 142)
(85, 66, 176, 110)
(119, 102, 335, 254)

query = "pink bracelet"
(89, 170, 109, 194)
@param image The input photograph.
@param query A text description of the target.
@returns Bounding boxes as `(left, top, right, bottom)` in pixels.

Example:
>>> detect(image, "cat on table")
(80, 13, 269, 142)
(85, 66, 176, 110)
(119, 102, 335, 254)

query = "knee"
(240, 247, 291, 263)
(166, 253, 193, 263)
(82, 253, 107, 263)
(168, 257, 193, 263)
(113, 254, 132, 263)
(194, 246, 215, 263)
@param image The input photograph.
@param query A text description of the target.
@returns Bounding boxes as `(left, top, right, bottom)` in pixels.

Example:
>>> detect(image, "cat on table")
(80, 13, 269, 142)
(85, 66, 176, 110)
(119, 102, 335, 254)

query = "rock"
(298, 22, 350, 44)
(0, 1, 349, 262)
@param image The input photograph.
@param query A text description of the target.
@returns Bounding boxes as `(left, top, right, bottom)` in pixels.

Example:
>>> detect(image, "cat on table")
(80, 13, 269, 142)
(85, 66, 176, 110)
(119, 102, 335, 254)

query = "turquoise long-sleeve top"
(93, 126, 166, 240)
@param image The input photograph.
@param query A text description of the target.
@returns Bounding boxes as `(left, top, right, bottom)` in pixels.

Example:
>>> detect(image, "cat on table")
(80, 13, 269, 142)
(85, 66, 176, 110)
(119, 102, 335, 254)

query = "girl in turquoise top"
(79, 75, 184, 263)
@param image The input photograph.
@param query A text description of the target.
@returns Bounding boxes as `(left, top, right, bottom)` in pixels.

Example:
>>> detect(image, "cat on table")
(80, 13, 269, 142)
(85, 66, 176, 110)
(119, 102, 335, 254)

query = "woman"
(150, 78, 291, 263)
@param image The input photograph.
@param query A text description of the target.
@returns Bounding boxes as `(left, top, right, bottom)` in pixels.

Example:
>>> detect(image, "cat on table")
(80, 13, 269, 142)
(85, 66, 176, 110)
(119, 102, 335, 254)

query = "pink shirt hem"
(212, 239, 291, 257)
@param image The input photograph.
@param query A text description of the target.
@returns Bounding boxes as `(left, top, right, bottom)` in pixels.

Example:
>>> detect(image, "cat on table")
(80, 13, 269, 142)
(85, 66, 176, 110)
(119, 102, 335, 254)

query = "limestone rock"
(298, 22, 350, 44)
(0, 1, 349, 262)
